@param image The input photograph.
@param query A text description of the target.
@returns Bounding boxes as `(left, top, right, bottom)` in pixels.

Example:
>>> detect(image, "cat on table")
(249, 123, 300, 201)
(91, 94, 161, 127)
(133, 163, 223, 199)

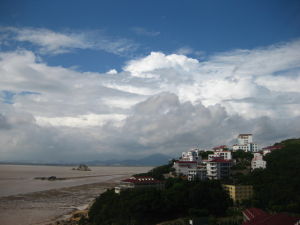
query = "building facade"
(206, 158, 233, 180)
(233, 143, 259, 152)
(251, 153, 266, 170)
(173, 160, 198, 176)
(223, 184, 253, 203)
(238, 134, 253, 145)
(181, 148, 202, 163)
(187, 166, 207, 181)
(233, 134, 258, 152)
(208, 150, 232, 160)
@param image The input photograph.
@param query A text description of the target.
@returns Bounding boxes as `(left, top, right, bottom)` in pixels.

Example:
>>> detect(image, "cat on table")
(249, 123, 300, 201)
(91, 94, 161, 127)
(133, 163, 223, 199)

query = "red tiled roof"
(243, 208, 268, 221)
(243, 213, 299, 225)
(242, 208, 300, 225)
(262, 145, 283, 150)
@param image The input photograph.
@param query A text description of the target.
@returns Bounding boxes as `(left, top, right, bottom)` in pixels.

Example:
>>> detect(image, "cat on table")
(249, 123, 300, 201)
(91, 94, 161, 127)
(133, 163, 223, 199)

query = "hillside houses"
(172, 133, 273, 180)
(173, 148, 233, 180)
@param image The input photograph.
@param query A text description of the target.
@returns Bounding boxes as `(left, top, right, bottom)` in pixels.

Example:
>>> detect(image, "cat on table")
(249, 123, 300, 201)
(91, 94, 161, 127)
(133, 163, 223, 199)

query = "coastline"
(0, 175, 128, 225)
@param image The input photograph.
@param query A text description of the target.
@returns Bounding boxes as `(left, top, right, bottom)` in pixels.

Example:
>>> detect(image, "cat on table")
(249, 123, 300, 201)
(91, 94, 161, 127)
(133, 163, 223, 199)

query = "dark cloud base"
(1, 93, 299, 162)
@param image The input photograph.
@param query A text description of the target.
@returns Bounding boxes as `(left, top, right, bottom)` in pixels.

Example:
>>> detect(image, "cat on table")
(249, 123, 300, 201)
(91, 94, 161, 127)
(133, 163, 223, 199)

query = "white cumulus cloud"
(1, 38, 300, 161)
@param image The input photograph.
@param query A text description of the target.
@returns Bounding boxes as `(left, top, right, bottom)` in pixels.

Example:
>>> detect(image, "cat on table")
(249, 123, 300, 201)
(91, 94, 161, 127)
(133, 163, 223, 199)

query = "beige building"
(223, 184, 253, 203)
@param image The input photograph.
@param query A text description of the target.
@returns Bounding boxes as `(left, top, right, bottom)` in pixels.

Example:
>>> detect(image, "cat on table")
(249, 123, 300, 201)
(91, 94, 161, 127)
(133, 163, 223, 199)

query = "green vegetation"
(230, 150, 253, 171)
(134, 160, 175, 180)
(88, 179, 231, 225)
(233, 138, 300, 213)
(199, 151, 214, 159)
(232, 150, 253, 161)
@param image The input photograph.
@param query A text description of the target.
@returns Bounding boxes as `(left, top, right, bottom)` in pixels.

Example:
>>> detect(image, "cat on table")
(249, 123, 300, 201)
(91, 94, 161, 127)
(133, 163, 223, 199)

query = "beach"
(0, 165, 152, 225)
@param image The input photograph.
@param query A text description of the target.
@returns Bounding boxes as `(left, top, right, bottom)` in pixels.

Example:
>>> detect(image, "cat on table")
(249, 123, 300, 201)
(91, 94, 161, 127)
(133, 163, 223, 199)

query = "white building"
(233, 134, 258, 152)
(206, 158, 233, 180)
(208, 151, 232, 160)
(188, 166, 207, 181)
(232, 143, 258, 152)
(238, 134, 253, 145)
(251, 153, 266, 170)
(175, 148, 233, 181)
(181, 148, 202, 163)
(173, 160, 197, 176)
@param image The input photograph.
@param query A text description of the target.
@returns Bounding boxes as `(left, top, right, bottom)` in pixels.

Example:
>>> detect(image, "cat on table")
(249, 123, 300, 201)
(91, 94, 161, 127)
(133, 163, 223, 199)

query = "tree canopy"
(88, 179, 231, 225)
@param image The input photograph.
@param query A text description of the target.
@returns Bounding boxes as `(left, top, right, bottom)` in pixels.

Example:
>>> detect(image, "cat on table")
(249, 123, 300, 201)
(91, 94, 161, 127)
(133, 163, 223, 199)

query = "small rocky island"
(72, 164, 91, 171)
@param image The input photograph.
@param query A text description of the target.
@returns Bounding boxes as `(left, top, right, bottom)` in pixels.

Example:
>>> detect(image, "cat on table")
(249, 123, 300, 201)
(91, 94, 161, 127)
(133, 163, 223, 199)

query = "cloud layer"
(1, 33, 300, 162)
(0, 27, 138, 56)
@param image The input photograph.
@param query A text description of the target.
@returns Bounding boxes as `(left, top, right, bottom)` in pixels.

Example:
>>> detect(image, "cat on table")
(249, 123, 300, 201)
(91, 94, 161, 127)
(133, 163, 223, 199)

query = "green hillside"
(237, 138, 300, 213)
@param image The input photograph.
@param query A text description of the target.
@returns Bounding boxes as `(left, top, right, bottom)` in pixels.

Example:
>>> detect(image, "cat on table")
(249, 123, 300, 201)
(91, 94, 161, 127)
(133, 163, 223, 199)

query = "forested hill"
(239, 138, 300, 213)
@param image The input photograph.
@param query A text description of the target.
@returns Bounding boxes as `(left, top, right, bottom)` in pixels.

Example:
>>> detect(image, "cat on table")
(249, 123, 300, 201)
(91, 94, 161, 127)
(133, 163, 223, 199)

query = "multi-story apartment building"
(208, 150, 232, 160)
(206, 158, 233, 180)
(223, 184, 253, 203)
(251, 153, 266, 170)
(238, 134, 253, 145)
(232, 134, 258, 152)
(175, 147, 234, 181)
(181, 148, 202, 163)
(173, 160, 197, 176)
(187, 165, 207, 181)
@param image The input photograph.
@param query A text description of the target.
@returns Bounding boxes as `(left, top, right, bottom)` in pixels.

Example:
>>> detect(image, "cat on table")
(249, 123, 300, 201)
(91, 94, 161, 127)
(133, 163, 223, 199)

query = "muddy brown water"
(0, 165, 152, 225)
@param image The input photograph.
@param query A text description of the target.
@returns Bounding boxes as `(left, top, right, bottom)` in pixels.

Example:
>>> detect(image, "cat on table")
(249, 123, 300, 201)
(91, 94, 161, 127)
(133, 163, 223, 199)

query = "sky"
(0, 0, 300, 162)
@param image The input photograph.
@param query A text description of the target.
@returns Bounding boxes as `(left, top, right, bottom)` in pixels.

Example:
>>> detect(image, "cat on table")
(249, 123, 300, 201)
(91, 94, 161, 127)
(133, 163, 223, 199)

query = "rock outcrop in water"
(72, 164, 91, 171)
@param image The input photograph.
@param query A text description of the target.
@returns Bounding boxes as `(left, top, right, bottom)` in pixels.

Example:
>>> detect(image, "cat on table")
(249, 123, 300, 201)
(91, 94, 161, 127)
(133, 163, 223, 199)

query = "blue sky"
(1, 0, 300, 72)
(1, 0, 300, 162)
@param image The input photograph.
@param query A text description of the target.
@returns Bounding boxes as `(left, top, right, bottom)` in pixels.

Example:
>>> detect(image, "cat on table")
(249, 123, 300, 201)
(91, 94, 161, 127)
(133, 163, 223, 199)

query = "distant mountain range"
(0, 154, 172, 166)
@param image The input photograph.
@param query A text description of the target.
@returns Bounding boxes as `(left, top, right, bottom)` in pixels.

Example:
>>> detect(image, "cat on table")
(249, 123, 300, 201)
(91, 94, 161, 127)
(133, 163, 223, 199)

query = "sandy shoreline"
(0, 175, 128, 225)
